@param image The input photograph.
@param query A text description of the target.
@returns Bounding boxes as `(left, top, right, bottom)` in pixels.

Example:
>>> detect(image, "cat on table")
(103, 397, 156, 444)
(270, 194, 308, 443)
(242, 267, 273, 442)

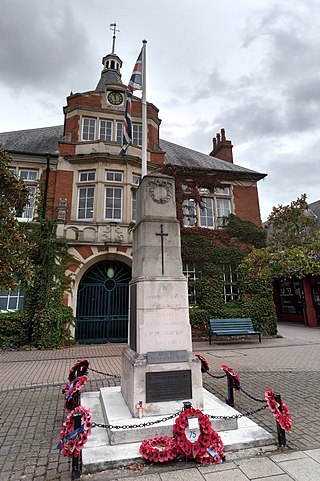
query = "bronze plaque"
(146, 370, 192, 403)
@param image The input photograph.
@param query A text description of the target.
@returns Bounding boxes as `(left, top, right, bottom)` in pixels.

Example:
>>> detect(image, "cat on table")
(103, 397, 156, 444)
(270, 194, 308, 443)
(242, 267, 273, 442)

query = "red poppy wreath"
(63, 375, 88, 412)
(220, 364, 241, 391)
(195, 354, 210, 373)
(68, 359, 90, 382)
(58, 405, 93, 458)
(139, 436, 179, 462)
(265, 388, 292, 432)
(173, 407, 224, 464)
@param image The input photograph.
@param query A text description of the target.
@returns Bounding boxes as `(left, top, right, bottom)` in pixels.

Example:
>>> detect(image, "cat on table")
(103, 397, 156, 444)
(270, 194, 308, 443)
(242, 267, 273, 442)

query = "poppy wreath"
(195, 354, 210, 373)
(265, 388, 292, 432)
(68, 359, 90, 382)
(58, 406, 93, 458)
(220, 364, 241, 391)
(139, 436, 179, 462)
(63, 375, 88, 412)
(173, 407, 224, 464)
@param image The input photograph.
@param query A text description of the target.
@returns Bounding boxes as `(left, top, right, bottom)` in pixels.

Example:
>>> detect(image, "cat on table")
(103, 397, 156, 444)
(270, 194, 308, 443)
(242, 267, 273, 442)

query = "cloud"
(0, 0, 92, 94)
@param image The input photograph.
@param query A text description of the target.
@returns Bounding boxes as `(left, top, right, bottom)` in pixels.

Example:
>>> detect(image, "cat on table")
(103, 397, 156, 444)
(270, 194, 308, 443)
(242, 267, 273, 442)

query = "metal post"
(226, 374, 235, 407)
(71, 412, 82, 480)
(275, 393, 286, 447)
(183, 401, 192, 411)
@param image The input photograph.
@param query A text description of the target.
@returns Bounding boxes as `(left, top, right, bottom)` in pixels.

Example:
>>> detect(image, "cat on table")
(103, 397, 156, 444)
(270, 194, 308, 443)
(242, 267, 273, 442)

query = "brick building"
(0, 44, 266, 342)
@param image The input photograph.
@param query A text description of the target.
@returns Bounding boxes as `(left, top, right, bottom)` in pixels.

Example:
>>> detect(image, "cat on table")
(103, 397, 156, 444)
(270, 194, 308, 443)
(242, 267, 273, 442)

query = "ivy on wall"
(182, 226, 277, 336)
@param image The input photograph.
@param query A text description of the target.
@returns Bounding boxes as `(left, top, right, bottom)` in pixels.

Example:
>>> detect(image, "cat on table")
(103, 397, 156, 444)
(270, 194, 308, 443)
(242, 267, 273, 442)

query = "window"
(20, 185, 36, 220)
(183, 199, 197, 226)
(82, 118, 96, 141)
(106, 171, 123, 182)
(217, 198, 232, 227)
(116, 122, 123, 143)
(131, 175, 141, 221)
(183, 262, 202, 305)
(182, 185, 232, 228)
(100, 120, 113, 141)
(200, 198, 214, 227)
(279, 280, 304, 314)
(78, 187, 94, 219)
(0, 288, 25, 311)
(132, 190, 137, 221)
(19, 169, 38, 181)
(105, 187, 122, 220)
(132, 174, 141, 185)
(223, 264, 238, 302)
(79, 170, 96, 182)
(17, 170, 38, 221)
(132, 123, 142, 146)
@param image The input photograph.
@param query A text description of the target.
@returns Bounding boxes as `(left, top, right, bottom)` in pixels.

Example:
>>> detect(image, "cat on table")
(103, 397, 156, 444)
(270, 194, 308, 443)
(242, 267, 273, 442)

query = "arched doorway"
(76, 260, 131, 343)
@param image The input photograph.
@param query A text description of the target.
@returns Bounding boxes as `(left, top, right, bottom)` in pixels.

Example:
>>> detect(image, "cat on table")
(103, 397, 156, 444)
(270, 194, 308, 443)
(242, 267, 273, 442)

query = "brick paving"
(0, 323, 320, 480)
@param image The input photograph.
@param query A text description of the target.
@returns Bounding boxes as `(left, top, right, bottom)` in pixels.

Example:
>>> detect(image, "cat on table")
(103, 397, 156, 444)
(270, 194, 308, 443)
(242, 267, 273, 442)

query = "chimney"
(209, 128, 233, 163)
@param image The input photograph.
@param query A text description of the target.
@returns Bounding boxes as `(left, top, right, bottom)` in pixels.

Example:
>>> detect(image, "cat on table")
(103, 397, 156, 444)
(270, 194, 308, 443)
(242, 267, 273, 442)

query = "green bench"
(208, 318, 262, 345)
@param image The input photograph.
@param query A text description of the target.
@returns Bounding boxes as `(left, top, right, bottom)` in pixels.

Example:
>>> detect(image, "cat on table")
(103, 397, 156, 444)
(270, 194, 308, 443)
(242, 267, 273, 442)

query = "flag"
(120, 47, 144, 156)
(128, 49, 143, 92)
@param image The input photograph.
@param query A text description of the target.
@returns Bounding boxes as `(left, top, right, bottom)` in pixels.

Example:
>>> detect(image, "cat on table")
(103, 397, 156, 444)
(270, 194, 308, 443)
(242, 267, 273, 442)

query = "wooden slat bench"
(208, 318, 262, 345)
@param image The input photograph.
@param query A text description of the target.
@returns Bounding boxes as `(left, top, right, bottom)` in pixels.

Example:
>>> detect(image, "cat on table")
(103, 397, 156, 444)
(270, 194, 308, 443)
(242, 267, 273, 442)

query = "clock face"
(107, 91, 124, 105)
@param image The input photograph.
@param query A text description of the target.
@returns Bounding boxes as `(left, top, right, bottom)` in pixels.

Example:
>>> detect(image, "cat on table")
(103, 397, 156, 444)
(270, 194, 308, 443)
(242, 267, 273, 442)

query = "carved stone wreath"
(148, 179, 173, 204)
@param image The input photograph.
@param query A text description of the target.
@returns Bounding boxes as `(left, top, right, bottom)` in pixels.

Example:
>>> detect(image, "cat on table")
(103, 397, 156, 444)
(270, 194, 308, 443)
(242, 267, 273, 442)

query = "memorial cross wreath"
(63, 375, 88, 412)
(173, 407, 224, 464)
(220, 364, 241, 391)
(265, 388, 292, 432)
(68, 359, 90, 382)
(58, 406, 92, 458)
(139, 436, 179, 462)
(195, 354, 209, 373)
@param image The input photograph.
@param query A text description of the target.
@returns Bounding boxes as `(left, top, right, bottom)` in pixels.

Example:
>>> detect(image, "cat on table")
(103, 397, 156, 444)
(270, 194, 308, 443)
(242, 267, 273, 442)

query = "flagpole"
(141, 39, 147, 178)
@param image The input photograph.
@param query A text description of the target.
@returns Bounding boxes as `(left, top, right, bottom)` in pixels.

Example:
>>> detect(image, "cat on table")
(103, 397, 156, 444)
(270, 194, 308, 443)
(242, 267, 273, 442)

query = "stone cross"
(156, 224, 168, 275)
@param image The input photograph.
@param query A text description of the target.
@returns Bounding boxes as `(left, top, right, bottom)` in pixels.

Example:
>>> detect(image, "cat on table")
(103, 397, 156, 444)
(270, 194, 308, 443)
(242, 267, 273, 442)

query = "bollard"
(226, 373, 235, 407)
(275, 393, 286, 447)
(71, 412, 82, 480)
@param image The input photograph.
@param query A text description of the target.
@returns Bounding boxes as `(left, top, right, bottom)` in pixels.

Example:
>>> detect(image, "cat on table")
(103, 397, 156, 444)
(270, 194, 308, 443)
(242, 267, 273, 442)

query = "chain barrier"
(240, 386, 267, 404)
(206, 404, 268, 420)
(92, 410, 182, 430)
(89, 367, 120, 379)
(206, 370, 226, 380)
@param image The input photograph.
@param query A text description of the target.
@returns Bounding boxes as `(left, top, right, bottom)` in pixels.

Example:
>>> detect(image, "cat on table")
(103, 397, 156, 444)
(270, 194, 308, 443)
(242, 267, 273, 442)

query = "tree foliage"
(267, 193, 320, 248)
(0, 148, 34, 290)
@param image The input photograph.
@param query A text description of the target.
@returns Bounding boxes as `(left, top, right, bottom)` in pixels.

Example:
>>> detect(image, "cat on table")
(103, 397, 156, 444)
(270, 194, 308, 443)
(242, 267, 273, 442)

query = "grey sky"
(0, 0, 319, 220)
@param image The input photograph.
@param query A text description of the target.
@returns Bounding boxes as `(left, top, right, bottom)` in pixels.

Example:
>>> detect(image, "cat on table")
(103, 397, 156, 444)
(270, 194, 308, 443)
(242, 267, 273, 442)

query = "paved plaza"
(1, 323, 320, 480)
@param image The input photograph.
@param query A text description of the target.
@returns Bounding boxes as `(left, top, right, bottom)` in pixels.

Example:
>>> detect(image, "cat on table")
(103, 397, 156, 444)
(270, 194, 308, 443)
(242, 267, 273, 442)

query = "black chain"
(92, 410, 182, 430)
(206, 404, 268, 420)
(89, 367, 120, 379)
(240, 387, 267, 404)
(206, 370, 226, 380)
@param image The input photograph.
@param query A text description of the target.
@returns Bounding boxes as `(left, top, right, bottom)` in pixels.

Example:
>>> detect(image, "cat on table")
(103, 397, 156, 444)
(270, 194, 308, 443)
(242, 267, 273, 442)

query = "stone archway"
(76, 259, 131, 343)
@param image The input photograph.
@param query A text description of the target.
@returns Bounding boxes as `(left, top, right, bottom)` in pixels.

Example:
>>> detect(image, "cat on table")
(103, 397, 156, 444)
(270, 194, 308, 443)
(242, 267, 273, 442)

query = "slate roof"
(0, 125, 266, 179)
(95, 70, 123, 92)
(0, 125, 63, 156)
(159, 139, 266, 179)
(309, 200, 320, 224)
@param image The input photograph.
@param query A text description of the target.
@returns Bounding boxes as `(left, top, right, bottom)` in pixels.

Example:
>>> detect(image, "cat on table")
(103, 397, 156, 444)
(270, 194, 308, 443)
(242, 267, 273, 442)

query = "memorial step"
(81, 387, 275, 472)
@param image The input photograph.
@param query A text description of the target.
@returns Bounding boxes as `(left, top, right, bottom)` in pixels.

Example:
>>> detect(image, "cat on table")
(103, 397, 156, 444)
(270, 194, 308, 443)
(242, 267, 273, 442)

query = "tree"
(0, 148, 34, 290)
(267, 193, 320, 248)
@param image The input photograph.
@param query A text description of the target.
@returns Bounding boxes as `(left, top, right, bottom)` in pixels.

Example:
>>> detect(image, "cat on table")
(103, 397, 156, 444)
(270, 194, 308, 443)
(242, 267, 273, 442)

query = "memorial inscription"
(146, 370, 192, 403)
(147, 350, 188, 364)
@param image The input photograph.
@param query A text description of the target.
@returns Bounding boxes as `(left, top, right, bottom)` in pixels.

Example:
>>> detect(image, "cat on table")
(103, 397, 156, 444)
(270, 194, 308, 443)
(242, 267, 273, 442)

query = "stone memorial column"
(121, 173, 203, 416)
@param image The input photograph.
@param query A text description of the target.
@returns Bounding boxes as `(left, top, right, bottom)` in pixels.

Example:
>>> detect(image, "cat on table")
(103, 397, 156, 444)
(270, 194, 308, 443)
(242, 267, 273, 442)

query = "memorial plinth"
(121, 173, 203, 416)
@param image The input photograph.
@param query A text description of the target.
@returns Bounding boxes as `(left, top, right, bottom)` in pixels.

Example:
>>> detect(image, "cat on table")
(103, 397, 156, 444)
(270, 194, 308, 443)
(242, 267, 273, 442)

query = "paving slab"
(276, 457, 320, 481)
(202, 468, 249, 481)
(235, 457, 283, 478)
(160, 468, 205, 480)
